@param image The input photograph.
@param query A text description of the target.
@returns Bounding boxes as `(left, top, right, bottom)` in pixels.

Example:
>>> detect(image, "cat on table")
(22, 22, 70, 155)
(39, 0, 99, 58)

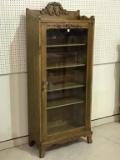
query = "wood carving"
(55, 137, 79, 145)
(40, 137, 80, 150)
(40, 2, 68, 16)
(80, 15, 95, 20)
(54, 23, 82, 28)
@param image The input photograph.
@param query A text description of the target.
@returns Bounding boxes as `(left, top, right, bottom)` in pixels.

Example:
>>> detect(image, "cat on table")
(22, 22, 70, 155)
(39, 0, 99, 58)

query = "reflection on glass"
(47, 29, 87, 45)
(47, 87, 85, 109)
(46, 28, 87, 135)
(47, 68, 85, 92)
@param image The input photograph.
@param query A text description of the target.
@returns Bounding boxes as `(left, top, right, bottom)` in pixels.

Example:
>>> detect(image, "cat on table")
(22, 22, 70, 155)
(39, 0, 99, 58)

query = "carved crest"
(80, 15, 95, 20)
(40, 2, 68, 16)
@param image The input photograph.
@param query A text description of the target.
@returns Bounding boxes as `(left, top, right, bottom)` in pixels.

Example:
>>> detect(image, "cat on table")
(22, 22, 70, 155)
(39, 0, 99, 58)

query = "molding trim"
(0, 62, 120, 76)
(0, 114, 119, 151)
(91, 114, 119, 127)
(0, 137, 28, 151)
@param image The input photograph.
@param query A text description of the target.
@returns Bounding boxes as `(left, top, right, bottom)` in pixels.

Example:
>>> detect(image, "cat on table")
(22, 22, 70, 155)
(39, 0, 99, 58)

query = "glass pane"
(47, 103, 85, 135)
(47, 87, 85, 109)
(47, 67, 86, 92)
(46, 28, 87, 135)
(47, 46, 87, 69)
(47, 29, 87, 45)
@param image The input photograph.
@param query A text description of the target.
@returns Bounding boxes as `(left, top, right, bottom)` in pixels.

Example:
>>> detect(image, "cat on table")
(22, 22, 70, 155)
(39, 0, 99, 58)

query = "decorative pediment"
(40, 2, 68, 16)
(80, 15, 95, 20)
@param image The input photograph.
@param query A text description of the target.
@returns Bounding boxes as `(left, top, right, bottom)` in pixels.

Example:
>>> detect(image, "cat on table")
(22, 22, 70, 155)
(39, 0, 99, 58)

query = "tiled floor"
(0, 122, 120, 160)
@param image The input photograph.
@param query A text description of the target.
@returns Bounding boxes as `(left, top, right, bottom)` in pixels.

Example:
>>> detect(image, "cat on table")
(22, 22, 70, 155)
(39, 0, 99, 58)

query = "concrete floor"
(0, 122, 120, 160)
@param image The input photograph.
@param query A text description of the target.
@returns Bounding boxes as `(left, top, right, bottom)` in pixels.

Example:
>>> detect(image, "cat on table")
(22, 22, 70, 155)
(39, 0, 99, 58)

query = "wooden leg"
(29, 140, 35, 147)
(39, 146, 46, 158)
(87, 135, 92, 143)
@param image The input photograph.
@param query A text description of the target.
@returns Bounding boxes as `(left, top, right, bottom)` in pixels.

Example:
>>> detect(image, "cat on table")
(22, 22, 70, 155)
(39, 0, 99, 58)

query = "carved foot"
(39, 146, 46, 158)
(87, 135, 92, 143)
(29, 140, 35, 147)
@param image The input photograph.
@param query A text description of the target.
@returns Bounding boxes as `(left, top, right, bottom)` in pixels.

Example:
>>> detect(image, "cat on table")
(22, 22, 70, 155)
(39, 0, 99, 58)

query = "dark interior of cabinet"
(47, 87, 86, 105)
(47, 103, 85, 135)
(47, 87, 86, 135)
(47, 28, 88, 45)
(47, 46, 87, 68)
(47, 67, 86, 91)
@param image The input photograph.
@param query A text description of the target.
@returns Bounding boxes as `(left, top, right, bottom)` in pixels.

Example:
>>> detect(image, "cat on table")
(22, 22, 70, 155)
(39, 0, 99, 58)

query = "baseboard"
(91, 114, 119, 127)
(0, 114, 119, 151)
(0, 137, 28, 151)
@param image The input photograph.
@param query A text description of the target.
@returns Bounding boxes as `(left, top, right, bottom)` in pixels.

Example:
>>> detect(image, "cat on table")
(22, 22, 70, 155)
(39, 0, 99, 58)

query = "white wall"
(0, 74, 28, 142)
(92, 63, 120, 119)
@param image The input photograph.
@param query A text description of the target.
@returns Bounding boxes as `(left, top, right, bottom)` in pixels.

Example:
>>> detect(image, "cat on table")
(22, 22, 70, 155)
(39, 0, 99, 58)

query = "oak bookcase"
(26, 2, 95, 158)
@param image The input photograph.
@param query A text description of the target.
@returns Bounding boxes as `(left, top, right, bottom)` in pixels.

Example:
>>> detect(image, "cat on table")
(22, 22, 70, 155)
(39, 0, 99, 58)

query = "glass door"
(46, 28, 88, 135)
